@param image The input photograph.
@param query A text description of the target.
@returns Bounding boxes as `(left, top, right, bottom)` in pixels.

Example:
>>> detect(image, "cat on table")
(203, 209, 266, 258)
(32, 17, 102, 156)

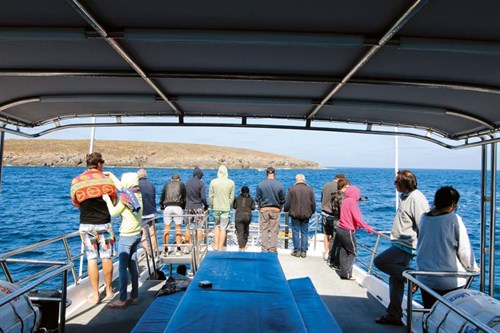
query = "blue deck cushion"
(164, 252, 308, 333)
(131, 291, 185, 333)
(288, 277, 343, 333)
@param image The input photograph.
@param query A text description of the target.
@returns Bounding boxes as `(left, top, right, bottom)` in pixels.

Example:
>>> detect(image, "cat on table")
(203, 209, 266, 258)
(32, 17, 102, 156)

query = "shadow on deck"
(66, 279, 165, 333)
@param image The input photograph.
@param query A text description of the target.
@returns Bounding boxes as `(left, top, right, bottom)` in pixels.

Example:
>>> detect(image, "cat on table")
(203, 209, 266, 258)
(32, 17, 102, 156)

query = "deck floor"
(65, 250, 406, 333)
(65, 279, 165, 333)
(278, 252, 406, 333)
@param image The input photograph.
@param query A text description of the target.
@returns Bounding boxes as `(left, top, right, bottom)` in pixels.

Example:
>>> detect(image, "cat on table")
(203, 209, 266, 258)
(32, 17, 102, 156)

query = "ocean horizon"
(0, 166, 498, 297)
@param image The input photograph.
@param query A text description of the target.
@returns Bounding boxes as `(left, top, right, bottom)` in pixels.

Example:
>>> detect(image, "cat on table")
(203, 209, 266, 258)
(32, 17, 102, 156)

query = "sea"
(0, 166, 498, 298)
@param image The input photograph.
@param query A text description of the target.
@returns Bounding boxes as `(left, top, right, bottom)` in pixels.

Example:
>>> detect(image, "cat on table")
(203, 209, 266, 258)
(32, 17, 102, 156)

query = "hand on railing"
(370, 230, 391, 240)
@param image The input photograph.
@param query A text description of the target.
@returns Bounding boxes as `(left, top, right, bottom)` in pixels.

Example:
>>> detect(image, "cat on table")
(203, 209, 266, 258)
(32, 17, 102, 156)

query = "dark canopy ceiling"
(1, 0, 500, 148)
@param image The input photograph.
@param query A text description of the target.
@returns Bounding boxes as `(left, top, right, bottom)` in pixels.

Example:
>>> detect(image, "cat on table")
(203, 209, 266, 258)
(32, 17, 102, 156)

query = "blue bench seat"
(131, 292, 185, 333)
(288, 277, 343, 333)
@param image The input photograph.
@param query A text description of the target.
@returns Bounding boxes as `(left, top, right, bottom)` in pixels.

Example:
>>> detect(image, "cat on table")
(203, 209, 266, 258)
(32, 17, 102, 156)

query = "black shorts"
(322, 215, 338, 236)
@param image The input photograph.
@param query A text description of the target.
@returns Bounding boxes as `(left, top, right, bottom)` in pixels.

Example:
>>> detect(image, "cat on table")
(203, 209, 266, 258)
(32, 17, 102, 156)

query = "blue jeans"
(374, 246, 414, 320)
(290, 218, 309, 253)
(118, 234, 141, 302)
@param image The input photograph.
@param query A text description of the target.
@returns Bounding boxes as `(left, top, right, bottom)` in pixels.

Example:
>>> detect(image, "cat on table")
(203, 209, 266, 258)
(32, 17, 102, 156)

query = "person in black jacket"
(284, 174, 316, 258)
(185, 167, 208, 251)
(160, 173, 186, 256)
(233, 186, 255, 251)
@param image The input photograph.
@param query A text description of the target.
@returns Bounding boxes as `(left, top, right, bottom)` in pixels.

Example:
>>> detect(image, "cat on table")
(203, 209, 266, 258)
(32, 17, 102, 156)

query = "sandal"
(107, 301, 127, 309)
(126, 298, 139, 305)
(375, 315, 403, 326)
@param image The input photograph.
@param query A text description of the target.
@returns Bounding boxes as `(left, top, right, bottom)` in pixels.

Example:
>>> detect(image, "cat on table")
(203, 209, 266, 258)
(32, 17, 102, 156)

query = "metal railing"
(0, 258, 73, 333)
(402, 270, 493, 333)
(354, 230, 392, 282)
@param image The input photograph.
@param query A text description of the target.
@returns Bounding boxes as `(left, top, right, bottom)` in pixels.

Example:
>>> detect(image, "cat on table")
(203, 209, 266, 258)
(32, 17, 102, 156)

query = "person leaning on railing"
(416, 186, 479, 309)
(374, 170, 429, 326)
(335, 185, 373, 280)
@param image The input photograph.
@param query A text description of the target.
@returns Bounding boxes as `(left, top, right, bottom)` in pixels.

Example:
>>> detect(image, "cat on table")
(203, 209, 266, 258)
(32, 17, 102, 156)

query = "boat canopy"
(1, 0, 500, 148)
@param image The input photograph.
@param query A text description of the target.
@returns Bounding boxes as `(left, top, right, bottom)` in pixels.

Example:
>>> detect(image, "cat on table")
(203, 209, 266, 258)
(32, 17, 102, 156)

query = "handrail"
(0, 259, 73, 333)
(354, 230, 392, 281)
(403, 270, 491, 333)
(0, 232, 82, 287)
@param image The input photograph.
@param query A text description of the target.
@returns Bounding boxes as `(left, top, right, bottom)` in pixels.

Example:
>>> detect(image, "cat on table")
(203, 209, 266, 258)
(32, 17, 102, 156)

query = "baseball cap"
(266, 167, 275, 174)
(172, 173, 180, 180)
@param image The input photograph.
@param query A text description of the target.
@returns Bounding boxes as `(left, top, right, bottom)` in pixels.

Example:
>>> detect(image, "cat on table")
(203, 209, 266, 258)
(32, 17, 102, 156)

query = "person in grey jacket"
(374, 170, 429, 326)
(284, 174, 316, 258)
(417, 186, 479, 309)
(255, 167, 286, 253)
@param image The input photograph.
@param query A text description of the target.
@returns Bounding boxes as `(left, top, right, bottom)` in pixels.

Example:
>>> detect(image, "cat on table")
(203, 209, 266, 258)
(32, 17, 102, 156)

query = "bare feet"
(87, 294, 100, 304)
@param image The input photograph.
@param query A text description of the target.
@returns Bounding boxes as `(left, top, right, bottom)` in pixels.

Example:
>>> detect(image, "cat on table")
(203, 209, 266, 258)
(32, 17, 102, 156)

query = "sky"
(5, 118, 488, 170)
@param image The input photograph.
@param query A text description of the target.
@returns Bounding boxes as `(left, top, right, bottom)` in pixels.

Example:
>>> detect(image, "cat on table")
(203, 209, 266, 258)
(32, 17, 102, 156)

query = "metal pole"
(489, 143, 497, 297)
(89, 116, 96, 153)
(480, 145, 488, 292)
(0, 131, 4, 192)
(284, 213, 289, 250)
(406, 279, 413, 333)
(395, 128, 399, 210)
(59, 269, 68, 333)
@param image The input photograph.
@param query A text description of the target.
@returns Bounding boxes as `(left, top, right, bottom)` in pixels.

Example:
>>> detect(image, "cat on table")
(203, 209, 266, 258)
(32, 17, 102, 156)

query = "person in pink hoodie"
(336, 185, 373, 280)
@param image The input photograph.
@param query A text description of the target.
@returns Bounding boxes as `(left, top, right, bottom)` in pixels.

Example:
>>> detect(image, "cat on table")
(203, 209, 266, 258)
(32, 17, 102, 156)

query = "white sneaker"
(175, 251, 182, 256)
(183, 248, 191, 254)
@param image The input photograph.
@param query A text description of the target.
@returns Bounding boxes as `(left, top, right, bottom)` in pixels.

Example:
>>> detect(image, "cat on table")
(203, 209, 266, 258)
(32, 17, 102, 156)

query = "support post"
(480, 145, 488, 292)
(0, 131, 4, 192)
(489, 143, 497, 297)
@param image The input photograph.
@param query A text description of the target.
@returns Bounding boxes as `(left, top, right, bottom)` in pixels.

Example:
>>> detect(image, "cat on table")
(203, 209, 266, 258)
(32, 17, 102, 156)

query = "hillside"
(3, 139, 321, 169)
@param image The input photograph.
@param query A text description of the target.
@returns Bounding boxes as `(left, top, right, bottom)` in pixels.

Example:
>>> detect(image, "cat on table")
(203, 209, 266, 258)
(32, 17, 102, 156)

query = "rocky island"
(3, 139, 321, 169)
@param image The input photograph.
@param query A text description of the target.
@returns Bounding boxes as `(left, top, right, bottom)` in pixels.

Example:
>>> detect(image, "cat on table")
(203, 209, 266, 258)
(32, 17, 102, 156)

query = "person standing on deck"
(374, 170, 429, 326)
(209, 165, 235, 251)
(137, 169, 158, 256)
(321, 173, 346, 261)
(102, 172, 143, 309)
(284, 174, 316, 258)
(185, 167, 209, 251)
(70, 152, 117, 304)
(328, 177, 350, 269)
(160, 173, 186, 256)
(336, 185, 373, 279)
(233, 186, 256, 251)
(255, 167, 286, 253)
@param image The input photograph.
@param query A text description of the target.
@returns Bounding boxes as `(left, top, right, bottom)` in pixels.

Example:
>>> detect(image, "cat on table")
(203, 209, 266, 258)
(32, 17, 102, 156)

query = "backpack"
(330, 191, 344, 219)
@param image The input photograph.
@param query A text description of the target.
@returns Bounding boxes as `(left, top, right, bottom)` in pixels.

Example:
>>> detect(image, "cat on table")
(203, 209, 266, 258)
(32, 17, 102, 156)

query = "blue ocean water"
(0, 166, 498, 297)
